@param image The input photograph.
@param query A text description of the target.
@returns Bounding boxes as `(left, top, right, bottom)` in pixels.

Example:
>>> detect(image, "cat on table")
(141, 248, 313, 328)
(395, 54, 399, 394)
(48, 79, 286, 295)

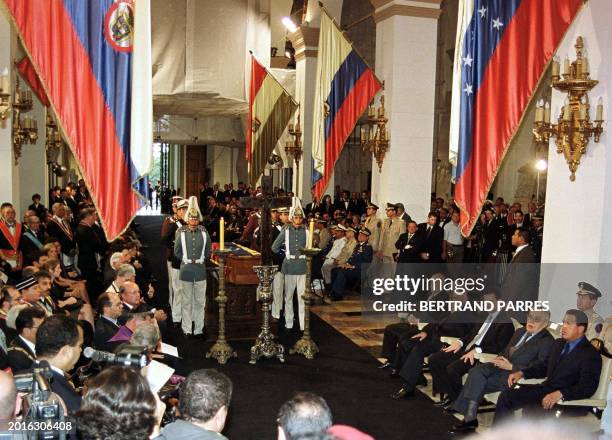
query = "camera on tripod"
(13, 361, 69, 440)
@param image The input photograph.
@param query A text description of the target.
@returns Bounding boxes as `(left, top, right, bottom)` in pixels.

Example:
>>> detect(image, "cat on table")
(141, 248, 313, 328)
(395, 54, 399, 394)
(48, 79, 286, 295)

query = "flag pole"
(317, 1, 383, 88)
(248, 50, 298, 106)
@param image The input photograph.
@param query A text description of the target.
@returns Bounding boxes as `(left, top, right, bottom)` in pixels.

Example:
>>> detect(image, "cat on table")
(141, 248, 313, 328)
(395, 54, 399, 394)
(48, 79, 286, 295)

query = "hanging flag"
(311, 10, 382, 199)
(15, 57, 50, 107)
(246, 54, 298, 186)
(449, 0, 582, 236)
(3, 0, 153, 240)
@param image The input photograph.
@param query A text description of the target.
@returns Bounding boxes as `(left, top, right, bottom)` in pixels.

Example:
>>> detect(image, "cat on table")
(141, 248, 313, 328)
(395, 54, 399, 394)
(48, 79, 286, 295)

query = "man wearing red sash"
(0, 203, 23, 278)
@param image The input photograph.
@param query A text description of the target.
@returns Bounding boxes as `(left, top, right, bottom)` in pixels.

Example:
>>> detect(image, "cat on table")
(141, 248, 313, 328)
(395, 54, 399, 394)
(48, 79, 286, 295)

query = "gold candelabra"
(0, 67, 10, 121)
(532, 36, 604, 181)
(12, 76, 38, 165)
(361, 92, 389, 172)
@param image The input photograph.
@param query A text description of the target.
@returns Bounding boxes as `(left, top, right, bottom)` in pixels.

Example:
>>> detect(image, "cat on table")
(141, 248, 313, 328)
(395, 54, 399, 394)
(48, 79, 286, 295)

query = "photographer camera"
(74, 366, 165, 440)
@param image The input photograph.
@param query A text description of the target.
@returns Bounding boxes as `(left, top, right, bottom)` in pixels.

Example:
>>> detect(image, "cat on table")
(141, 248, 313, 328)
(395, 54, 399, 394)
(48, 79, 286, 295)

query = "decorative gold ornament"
(285, 106, 303, 193)
(361, 89, 389, 172)
(12, 75, 38, 165)
(206, 248, 237, 364)
(533, 37, 604, 181)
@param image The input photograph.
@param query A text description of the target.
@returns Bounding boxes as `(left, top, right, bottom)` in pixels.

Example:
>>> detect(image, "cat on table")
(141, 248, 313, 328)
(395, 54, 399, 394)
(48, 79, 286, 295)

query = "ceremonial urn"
(206, 248, 237, 364)
(290, 248, 320, 359)
(250, 265, 285, 364)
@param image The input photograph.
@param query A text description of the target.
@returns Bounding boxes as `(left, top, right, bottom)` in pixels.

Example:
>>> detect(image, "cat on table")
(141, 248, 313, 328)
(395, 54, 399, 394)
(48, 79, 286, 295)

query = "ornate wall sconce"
(0, 68, 10, 121)
(533, 36, 604, 181)
(12, 76, 38, 165)
(361, 92, 389, 172)
(285, 107, 303, 189)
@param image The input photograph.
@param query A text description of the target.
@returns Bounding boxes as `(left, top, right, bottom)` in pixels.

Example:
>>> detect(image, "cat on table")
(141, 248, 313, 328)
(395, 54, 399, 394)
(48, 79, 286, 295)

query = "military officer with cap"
(576, 282, 604, 340)
(174, 196, 212, 337)
(364, 202, 382, 252)
(376, 203, 405, 278)
(330, 227, 374, 301)
(321, 224, 348, 287)
(271, 198, 310, 331)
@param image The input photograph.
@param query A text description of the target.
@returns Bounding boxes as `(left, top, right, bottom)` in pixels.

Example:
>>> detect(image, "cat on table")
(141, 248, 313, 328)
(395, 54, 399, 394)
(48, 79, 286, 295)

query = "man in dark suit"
(334, 191, 357, 215)
(76, 208, 106, 300)
(94, 292, 122, 352)
(499, 228, 538, 322)
(305, 195, 320, 216)
(46, 203, 76, 265)
(7, 307, 46, 373)
(21, 215, 47, 267)
(418, 211, 444, 264)
(34, 314, 84, 413)
(28, 194, 47, 222)
(395, 221, 424, 264)
(450, 310, 555, 433)
(494, 309, 602, 424)
(428, 292, 515, 407)
(390, 291, 475, 399)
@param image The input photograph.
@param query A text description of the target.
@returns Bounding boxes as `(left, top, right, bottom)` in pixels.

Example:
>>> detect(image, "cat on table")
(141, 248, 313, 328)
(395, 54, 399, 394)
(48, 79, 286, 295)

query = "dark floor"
(136, 215, 458, 440)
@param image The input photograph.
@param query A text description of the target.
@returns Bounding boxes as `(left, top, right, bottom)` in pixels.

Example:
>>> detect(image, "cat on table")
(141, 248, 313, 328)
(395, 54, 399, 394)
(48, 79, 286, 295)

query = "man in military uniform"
(161, 198, 187, 325)
(376, 203, 405, 279)
(363, 203, 382, 253)
(174, 196, 212, 338)
(329, 227, 373, 301)
(529, 212, 544, 262)
(271, 200, 309, 331)
(335, 226, 357, 267)
(576, 282, 604, 340)
(0, 203, 23, 279)
(321, 225, 347, 288)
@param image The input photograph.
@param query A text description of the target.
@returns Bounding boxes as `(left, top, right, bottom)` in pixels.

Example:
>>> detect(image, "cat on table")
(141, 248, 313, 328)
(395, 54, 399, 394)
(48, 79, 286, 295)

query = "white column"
(288, 26, 319, 202)
(539, 0, 612, 322)
(370, 0, 441, 222)
(0, 13, 20, 211)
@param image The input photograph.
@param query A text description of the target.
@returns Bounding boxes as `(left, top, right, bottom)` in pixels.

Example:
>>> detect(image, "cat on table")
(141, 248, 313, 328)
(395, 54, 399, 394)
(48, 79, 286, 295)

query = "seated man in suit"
(494, 309, 602, 424)
(94, 292, 123, 352)
(7, 307, 46, 373)
(450, 310, 554, 433)
(390, 290, 474, 399)
(428, 291, 515, 408)
(329, 227, 373, 301)
(120, 281, 166, 322)
(34, 314, 84, 413)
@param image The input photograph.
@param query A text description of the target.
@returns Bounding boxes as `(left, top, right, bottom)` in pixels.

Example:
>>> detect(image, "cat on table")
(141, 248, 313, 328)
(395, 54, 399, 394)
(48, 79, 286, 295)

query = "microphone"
(83, 347, 116, 363)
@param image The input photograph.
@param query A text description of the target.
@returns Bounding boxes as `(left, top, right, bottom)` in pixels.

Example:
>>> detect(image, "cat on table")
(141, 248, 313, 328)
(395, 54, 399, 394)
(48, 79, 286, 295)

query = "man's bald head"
(0, 370, 17, 419)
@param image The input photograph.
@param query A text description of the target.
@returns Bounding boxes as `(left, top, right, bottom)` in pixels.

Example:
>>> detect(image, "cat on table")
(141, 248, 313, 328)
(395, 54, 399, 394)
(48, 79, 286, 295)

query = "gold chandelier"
(361, 92, 389, 172)
(532, 36, 604, 181)
(12, 75, 38, 165)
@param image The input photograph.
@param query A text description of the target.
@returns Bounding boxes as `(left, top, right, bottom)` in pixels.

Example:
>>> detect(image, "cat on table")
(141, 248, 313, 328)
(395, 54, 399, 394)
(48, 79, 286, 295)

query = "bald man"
(0, 370, 18, 434)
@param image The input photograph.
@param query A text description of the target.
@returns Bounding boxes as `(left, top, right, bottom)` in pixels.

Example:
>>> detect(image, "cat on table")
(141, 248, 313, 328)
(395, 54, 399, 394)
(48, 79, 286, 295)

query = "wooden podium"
(205, 243, 277, 340)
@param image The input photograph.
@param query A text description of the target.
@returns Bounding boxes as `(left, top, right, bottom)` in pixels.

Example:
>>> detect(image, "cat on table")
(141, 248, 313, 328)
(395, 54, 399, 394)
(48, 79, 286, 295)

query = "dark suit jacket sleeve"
(560, 346, 602, 401)
(524, 339, 562, 379)
(511, 331, 554, 373)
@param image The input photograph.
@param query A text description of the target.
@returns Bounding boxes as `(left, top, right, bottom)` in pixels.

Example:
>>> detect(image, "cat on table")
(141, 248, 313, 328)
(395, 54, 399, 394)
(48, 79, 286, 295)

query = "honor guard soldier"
(272, 199, 310, 331)
(161, 198, 187, 326)
(174, 196, 212, 338)
(576, 282, 604, 341)
(271, 207, 289, 321)
(330, 227, 374, 301)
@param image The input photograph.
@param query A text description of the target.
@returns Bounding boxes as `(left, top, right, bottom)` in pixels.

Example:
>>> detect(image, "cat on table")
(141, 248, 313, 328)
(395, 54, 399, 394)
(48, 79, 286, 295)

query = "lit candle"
(0, 67, 8, 93)
(535, 99, 544, 122)
(220, 217, 225, 250)
(583, 56, 589, 76)
(32, 118, 37, 129)
(544, 102, 550, 123)
(552, 56, 560, 77)
(563, 56, 570, 75)
(307, 218, 314, 249)
(596, 97, 603, 121)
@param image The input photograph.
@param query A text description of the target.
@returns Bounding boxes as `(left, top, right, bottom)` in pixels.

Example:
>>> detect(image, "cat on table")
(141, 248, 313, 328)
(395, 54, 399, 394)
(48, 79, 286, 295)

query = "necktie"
(466, 314, 495, 351)
(426, 226, 432, 238)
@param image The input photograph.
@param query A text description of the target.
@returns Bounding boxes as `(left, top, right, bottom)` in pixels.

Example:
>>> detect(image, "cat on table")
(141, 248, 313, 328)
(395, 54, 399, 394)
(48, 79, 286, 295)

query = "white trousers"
(321, 259, 336, 284)
(169, 266, 182, 323)
(283, 274, 305, 330)
(272, 271, 285, 319)
(180, 280, 207, 335)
